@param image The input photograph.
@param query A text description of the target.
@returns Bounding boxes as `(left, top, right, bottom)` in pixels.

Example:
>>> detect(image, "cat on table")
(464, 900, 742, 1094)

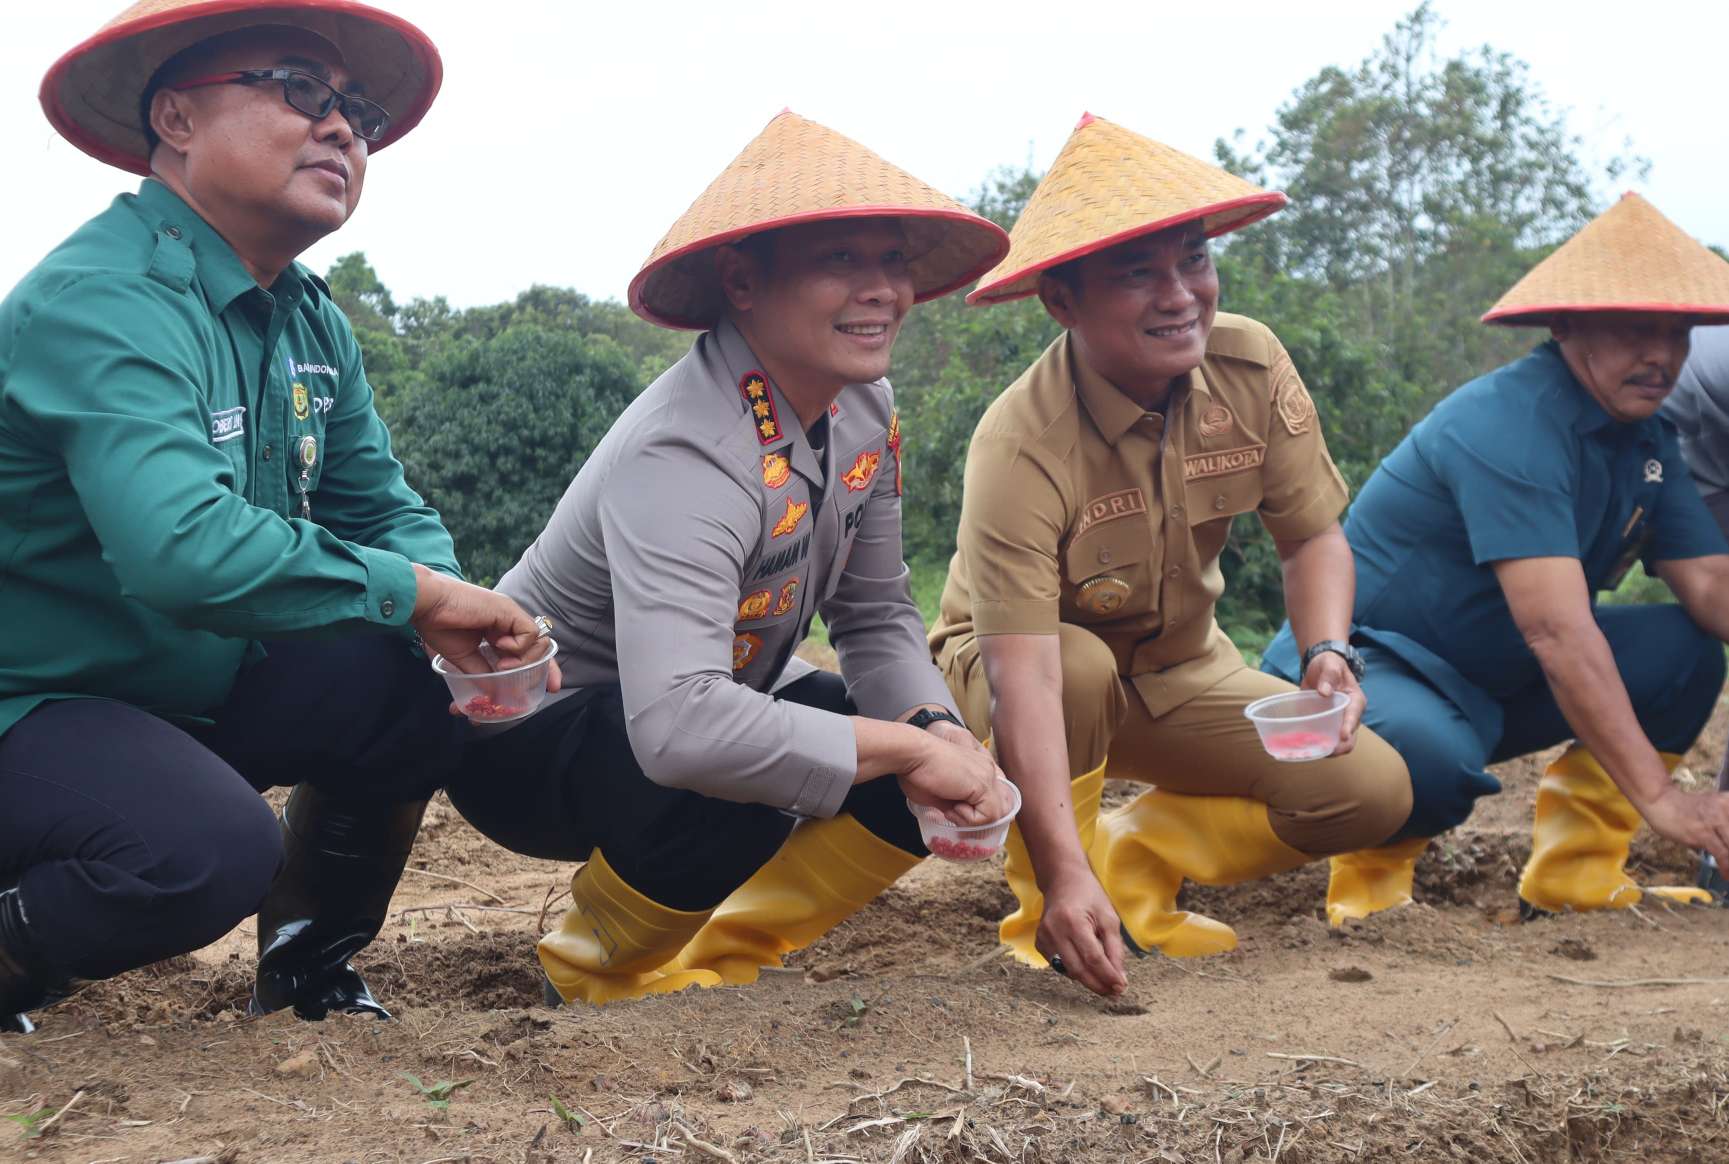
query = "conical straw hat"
(1483, 193, 1729, 326)
(41, 0, 441, 176)
(968, 114, 1287, 306)
(629, 110, 1011, 331)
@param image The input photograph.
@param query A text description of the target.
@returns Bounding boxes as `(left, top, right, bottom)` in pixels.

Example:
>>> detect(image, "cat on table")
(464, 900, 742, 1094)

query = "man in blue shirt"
(1265, 194, 1729, 923)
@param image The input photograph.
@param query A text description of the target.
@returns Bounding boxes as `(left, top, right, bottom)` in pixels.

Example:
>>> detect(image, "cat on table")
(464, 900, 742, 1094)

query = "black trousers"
(0, 636, 462, 980)
(447, 671, 926, 911)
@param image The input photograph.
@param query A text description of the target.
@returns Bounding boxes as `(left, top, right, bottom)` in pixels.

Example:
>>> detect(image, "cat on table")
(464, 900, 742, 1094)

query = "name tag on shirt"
(210, 406, 246, 444)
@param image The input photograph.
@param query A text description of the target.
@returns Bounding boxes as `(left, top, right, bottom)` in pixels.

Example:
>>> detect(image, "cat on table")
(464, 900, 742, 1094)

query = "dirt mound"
(7, 700, 1729, 1162)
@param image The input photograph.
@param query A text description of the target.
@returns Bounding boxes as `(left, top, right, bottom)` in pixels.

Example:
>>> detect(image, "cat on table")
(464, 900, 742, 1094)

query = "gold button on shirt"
(930, 314, 1347, 719)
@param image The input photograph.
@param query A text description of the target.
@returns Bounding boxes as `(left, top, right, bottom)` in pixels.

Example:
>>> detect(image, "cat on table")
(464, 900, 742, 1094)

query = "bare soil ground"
(6, 687, 1729, 1163)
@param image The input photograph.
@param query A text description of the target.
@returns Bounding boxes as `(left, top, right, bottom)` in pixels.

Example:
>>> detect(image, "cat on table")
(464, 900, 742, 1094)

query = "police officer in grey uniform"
(1662, 324, 1729, 897)
(446, 111, 1013, 1004)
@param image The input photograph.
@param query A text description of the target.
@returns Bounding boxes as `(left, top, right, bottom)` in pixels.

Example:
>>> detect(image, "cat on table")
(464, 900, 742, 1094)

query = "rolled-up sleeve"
(821, 407, 959, 723)
(600, 436, 857, 816)
(10, 276, 417, 636)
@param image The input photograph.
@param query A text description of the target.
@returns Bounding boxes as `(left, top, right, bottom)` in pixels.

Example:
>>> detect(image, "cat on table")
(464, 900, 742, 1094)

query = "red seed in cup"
(1263, 729, 1333, 760)
(928, 836, 999, 861)
(464, 694, 525, 720)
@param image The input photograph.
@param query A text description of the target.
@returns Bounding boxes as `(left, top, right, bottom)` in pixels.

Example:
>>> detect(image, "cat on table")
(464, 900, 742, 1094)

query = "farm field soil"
(6, 685, 1729, 1163)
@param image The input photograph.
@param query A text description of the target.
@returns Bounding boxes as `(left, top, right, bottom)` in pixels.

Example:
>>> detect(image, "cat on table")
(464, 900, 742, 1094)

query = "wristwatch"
(906, 707, 965, 732)
(1301, 639, 1365, 681)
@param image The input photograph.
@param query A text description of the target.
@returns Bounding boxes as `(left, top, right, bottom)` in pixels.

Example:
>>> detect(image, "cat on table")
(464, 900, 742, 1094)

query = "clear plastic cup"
(1243, 689, 1347, 762)
(908, 777, 1023, 862)
(432, 638, 559, 724)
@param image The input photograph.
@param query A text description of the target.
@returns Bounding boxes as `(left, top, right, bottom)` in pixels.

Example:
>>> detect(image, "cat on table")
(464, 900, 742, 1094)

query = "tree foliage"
(336, 4, 1665, 636)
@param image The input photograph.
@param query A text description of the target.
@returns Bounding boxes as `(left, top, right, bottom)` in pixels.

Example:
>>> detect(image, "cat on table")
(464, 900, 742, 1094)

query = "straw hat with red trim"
(629, 110, 1011, 331)
(1483, 192, 1729, 326)
(41, 0, 441, 176)
(968, 114, 1287, 307)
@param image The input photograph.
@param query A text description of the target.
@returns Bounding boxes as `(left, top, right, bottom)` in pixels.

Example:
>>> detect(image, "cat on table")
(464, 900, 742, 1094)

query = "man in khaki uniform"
(931, 115, 1411, 996)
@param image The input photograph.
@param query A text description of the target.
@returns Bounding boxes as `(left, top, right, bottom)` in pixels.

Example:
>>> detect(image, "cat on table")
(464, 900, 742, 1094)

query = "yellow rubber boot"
(672, 813, 922, 985)
(1325, 837, 1430, 926)
(538, 850, 724, 1005)
(1093, 790, 1310, 957)
(999, 764, 1106, 967)
(1518, 747, 1714, 913)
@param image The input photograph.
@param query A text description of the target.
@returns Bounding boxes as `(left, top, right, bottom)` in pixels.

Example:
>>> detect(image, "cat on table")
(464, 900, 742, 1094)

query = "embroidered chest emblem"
(737, 590, 773, 621)
(762, 453, 791, 489)
(732, 633, 763, 671)
(740, 372, 781, 444)
(1198, 404, 1234, 437)
(773, 577, 801, 615)
(1644, 459, 1664, 484)
(292, 382, 311, 421)
(841, 449, 882, 492)
(771, 497, 809, 538)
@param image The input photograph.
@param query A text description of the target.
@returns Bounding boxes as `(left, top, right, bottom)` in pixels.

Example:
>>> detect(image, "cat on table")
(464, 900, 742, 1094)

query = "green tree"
(383, 325, 641, 585)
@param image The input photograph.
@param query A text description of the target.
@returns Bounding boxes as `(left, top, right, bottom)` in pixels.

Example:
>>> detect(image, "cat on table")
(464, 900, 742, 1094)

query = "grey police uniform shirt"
(494, 318, 960, 818)
(1663, 325, 1729, 498)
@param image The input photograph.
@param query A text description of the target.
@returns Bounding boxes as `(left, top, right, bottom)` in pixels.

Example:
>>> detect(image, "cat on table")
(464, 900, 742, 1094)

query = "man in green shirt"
(1, 0, 549, 1033)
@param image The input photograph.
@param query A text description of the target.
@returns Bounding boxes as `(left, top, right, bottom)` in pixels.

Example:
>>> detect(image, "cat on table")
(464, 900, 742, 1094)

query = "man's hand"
(1036, 866, 1128, 997)
(1637, 786, 1729, 869)
(411, 565, 563, 690)
(1301, 651, 1363, 755)
(896, 727, 1007, 826)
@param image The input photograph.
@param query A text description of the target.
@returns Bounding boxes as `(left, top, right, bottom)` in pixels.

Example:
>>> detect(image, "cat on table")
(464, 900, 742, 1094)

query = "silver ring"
(533, 615, 554, 639)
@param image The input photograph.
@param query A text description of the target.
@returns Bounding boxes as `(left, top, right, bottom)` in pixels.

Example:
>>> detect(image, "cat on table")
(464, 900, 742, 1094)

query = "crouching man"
(446, 112, 1014, 1004)
(930, 115, 1411, 997)
(1263, 194, 1729, 924)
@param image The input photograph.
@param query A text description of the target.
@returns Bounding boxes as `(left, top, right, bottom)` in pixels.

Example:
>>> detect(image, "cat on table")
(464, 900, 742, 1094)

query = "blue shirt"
(1266, 341, 1726, 705)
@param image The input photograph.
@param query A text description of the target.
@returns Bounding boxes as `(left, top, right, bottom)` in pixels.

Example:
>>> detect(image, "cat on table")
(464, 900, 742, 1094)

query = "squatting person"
(0, 0, 551, 1033)
(1263, 194, 1729, 923)
(445, 112, 1015, 1004)
(929, 115, 1412, 998)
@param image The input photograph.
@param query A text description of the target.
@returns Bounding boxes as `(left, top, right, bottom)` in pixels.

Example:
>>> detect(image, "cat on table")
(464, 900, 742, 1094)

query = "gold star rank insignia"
(740, 371, 781, 444)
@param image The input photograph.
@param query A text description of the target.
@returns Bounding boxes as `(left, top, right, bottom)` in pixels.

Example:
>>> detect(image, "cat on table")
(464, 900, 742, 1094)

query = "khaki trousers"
(941, 624, 1411, 855)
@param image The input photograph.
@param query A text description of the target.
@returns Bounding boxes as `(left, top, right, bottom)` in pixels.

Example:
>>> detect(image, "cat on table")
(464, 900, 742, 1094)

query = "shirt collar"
(1533, 339, 1622, 438)
(134, 179, 310, 314)
(710, 319, 825, 483)
(1069, 332, 1209, 446)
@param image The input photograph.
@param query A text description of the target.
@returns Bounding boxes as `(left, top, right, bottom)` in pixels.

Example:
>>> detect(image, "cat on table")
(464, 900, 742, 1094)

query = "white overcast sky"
(6, 1, 1725, 310)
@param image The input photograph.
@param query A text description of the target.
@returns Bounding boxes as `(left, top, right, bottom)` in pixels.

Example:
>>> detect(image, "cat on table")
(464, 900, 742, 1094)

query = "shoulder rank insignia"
(737, 589, 773, 621)
(841, 448, 882, 492)
(731, 632, 763, 671)
(771, 496, 809, 538)
(740, 371, 781, 444)
(1075, 574, 1132, 616)
(762, 452, 791, 489)
(773, 576, 801, 616)
(886, 409, 903, 496)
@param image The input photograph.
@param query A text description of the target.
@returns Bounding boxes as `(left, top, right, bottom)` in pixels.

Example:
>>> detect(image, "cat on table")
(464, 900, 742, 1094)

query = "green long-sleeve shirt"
(0, 179, 458, 740)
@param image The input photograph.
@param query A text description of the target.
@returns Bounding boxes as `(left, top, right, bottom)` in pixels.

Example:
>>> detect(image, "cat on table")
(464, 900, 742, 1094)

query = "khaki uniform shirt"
(497, 320, 958, 817)
(930, 314, 1347, 718)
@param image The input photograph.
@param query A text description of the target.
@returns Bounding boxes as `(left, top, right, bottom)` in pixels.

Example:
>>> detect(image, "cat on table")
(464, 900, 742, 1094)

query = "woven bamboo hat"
(1483, 193, 1729, 326)
(41, 0, 441, 176)
(628, 110, 1011, 331)
(968, 114, 1287, 306)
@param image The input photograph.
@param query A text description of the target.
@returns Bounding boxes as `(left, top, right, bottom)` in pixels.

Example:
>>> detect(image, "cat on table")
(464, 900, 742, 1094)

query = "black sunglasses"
(169, 68, 390, 142)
